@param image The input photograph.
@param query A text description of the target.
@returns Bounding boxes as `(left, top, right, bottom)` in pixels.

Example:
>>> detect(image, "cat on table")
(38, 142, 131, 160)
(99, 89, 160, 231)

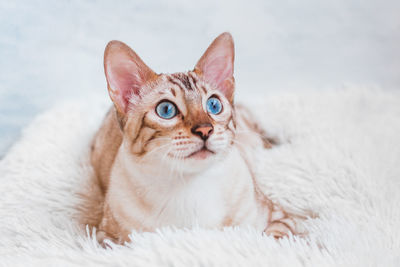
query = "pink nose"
(191, 124, 214, 140)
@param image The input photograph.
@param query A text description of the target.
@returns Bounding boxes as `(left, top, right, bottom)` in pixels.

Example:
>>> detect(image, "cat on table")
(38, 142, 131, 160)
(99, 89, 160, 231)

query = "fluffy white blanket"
(1, 88, 399, 266)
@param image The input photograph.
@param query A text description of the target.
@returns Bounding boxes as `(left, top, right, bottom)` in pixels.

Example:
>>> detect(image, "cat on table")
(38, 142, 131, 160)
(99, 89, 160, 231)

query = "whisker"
(138, 143, 171, 163)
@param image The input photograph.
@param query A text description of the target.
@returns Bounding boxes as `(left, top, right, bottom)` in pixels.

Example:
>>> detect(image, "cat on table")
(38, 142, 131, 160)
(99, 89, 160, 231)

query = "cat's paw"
(264, 219, 296, 239)
(96, 230, 119, 248)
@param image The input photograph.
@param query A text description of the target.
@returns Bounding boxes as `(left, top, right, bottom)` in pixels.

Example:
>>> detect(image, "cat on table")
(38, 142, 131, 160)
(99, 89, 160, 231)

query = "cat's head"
(104, 33, 236, 173)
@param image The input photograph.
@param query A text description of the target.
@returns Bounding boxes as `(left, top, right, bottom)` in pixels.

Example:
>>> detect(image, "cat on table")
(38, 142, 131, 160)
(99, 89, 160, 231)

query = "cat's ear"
(194, 32, 235, 101)
(104, 41, 157, 114)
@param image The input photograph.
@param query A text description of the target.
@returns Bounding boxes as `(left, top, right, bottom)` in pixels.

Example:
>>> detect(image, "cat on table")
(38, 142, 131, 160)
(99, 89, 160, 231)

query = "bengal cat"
(89, 32, 299, 245)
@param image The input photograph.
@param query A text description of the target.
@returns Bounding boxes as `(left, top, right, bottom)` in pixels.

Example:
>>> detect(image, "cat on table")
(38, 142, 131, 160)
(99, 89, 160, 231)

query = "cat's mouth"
(186, 146, 215, 160)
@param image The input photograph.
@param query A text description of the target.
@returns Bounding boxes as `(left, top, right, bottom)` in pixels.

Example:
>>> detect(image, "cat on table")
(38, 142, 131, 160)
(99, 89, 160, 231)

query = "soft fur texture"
(92, 33, 297, 243)
(1, 88, 400, 266)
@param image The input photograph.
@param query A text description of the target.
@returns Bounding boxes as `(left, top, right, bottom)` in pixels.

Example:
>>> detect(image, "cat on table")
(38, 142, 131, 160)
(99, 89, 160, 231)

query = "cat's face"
(104, 33, 236, 173)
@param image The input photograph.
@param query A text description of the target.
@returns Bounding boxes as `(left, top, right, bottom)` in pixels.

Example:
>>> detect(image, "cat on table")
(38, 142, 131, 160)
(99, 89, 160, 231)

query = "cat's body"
(90, 33, 297, 244)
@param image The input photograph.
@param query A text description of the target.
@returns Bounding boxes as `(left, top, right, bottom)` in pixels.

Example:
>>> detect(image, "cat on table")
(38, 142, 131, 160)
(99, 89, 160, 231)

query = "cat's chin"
(161, 148, 218, 174)
(186, 148, 215, 160)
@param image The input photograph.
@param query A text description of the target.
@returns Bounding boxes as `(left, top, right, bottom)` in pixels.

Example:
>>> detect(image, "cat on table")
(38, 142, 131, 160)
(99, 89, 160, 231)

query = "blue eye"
(206, 97, 222, 115)
(156, 101, 177, 119)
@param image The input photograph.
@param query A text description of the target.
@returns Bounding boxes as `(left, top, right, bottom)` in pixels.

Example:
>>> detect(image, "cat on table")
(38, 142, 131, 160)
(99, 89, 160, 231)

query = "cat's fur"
(89, 33, 298, 245)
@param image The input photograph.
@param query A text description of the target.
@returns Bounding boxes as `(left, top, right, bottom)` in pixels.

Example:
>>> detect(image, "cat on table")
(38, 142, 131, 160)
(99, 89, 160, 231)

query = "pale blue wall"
(1, 0, 399, 156)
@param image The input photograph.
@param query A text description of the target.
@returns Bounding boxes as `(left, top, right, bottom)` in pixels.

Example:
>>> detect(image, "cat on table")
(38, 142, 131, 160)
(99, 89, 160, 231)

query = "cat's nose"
(191, 123, 214, 140)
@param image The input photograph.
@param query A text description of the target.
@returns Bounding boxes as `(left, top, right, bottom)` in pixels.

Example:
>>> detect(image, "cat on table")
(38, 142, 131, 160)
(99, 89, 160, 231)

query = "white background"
(0, 0, 399, 155)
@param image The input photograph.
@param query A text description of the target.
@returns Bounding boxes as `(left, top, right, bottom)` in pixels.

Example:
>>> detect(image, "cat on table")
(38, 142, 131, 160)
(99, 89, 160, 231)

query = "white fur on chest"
(155, 166, 227, 228)
(108, 146, 263, 232)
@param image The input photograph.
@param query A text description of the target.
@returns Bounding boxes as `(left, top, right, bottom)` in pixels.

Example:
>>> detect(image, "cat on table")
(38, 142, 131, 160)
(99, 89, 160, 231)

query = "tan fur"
(90, 109, 122, 192)
(83, 33, 302, 246)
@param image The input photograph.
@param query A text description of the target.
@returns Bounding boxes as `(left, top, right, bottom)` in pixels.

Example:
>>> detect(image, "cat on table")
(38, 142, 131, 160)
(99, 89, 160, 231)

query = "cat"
(89, 32, 299, 245)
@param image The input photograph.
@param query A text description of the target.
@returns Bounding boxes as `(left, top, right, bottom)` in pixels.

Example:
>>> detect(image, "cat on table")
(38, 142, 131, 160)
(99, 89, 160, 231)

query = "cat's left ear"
(194, 32, 235, 101)
(104, 40, 157, 115)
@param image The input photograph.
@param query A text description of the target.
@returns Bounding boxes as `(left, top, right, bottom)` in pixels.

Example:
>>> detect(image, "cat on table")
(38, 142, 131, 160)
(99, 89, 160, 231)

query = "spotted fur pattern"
(88, 33, 300, 245)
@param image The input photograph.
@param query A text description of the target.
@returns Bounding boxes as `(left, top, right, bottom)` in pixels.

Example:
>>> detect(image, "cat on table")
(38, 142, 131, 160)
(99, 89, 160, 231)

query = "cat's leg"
(96, 203, 126, 247)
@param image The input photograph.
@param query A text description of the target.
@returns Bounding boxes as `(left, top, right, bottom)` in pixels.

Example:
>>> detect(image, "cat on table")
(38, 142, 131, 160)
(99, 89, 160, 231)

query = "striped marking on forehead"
(166, 72, 206, 94)
(188, 72, 207, 94)
(171, 73, 192, 90)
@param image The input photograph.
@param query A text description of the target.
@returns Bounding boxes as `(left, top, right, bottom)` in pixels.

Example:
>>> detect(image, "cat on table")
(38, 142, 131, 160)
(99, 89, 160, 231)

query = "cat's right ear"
(194, 32, 235, 102)
(104, 41, 157, 114)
